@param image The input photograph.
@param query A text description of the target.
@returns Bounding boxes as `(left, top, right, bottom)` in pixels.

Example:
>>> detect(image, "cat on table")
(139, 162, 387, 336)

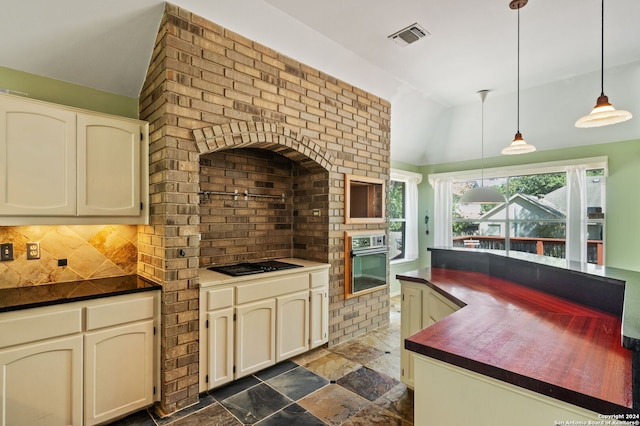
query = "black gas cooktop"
(208, 260, 303, 276)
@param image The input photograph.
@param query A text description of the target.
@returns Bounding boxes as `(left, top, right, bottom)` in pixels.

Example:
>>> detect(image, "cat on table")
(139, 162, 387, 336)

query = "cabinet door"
(276, 290, 309, 361)
(76, 113, 142, 216)
(426, 290, 458, 324)
(0, 335, 83, 426)
(310, 286, 328, 348)
(0, 96, 76, 215)
(400, 283, 423, 388)
(84, 320, 154, 426)
(235, 299, 276, 378)
(205, 307, 234, 389)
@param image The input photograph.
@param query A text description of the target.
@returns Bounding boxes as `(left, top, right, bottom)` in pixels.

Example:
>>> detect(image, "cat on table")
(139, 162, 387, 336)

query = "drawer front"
(206, 287, 234, 311)
(0, 307, 83, 348)
(86, 294, 155, 331)
(310, 270, 328, 289)
(236, 274, 309, 304)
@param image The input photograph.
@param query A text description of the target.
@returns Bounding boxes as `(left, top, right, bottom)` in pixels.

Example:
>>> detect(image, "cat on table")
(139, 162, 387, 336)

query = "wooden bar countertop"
(400, 267, 635, 414)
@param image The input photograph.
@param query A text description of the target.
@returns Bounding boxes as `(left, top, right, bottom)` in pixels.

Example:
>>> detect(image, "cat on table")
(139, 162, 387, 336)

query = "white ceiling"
(2, 0, 640, 165)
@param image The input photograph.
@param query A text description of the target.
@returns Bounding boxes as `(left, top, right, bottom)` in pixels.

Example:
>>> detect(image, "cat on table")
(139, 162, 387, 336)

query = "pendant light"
(501, 0, 536, 155)
(460, 90, 506, 204)
(575, 0, 632, 128)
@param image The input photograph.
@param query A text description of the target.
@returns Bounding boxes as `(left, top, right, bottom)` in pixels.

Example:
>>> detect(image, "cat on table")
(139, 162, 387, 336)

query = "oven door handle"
(350, 247, 389, 258)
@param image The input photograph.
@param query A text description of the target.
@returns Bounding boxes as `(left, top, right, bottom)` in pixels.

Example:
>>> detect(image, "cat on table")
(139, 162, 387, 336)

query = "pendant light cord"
(481, 96, 485, 185)
(517, 6, 521, 133)
(600, 0, 605, 97)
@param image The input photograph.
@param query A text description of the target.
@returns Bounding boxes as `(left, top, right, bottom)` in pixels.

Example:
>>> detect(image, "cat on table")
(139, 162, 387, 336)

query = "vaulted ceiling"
(3, 0, 639, 165)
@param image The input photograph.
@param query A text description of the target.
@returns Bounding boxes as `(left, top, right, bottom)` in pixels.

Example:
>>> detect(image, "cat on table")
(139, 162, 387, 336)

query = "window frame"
(390, 168, 423, 264)
(389, 179, 407, 262)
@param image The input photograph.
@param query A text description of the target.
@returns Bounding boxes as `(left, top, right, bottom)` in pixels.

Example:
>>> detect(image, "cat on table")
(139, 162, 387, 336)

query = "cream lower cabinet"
(276, 291, 309, 362)
(309, 288, 328, 348)
(0, 291, 159, 426)
(400, 282, 423, 389)
(236, 299, 277, 377)
(400, 279, 461, 389)
(0, 335, 83, 426)
(83, 293, 158, 426)
(84, 320, 155, 426)
(201, 287, 234, 389)
(309, 270, 329, 349)
(205, 307, 234, 389)
(200, 266, 329, 392)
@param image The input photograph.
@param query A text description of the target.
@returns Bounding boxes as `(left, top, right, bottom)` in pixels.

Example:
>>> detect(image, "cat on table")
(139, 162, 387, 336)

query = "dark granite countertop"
(398, 267, 635, 414)
(0, 275, 161, 313)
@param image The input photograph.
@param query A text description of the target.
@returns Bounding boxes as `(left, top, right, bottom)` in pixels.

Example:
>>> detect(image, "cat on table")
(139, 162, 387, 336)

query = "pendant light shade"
(501, 131, 536, 155)
(502, 0, 536, 156)
(575, 0, 632, 128)
(460, 90, 506, 204)
(460, 185, 507, 204)
(575, 95, 632, 128)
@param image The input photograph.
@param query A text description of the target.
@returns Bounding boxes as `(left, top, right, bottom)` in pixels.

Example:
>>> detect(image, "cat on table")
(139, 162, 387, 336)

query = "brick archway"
(193, 121, 335, 173)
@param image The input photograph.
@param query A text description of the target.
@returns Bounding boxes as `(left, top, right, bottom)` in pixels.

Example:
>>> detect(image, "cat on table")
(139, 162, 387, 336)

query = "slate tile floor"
(110, 296, 412, 425)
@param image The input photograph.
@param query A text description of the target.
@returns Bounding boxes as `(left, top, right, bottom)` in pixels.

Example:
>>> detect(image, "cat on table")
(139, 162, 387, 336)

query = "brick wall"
(199, 148, 295, 266)
(139, 3, 390, 415)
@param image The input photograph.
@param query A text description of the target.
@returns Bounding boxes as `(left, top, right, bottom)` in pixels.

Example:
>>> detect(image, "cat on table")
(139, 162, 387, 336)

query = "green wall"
(0, 66, 138, 118)
(391, 138, 640, 286)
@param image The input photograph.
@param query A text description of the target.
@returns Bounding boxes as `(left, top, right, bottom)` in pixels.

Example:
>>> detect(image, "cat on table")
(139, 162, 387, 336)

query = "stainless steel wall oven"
(345, 232, 388, 299)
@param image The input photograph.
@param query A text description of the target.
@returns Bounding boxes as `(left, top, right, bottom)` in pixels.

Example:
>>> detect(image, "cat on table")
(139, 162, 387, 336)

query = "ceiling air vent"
(388, 23, 430, 47)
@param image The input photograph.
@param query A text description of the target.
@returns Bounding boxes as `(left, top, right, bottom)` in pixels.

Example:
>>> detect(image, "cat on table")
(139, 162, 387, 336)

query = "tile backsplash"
(0, 225, 138, 288)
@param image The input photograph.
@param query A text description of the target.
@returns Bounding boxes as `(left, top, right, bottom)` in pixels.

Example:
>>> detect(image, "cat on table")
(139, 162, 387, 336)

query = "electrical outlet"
(0, 243, 13, 261)
(26, 242, 40, 260)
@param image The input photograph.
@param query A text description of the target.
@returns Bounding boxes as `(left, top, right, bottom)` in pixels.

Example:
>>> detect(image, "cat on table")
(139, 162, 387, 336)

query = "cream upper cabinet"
(77, 114, 143, 217)
(0, 96, 77, 216)
(0, 93, 149, 224)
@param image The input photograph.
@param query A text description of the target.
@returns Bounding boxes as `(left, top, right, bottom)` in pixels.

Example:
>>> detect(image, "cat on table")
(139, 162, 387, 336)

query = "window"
(429, 157, 607, 265)
(389, 180, 406, 260)
(452, 172, 569, 258)
(390, 169, 423, 262)
(586, 169, 605, 264)
(487, 224, 501, 236)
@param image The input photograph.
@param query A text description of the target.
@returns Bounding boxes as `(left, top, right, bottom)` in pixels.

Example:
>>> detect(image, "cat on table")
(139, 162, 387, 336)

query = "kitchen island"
(398, 248, 640, 425)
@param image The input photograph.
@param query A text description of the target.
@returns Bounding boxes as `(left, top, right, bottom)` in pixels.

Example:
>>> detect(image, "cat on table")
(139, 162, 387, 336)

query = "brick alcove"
(194, 122, 332, 266)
